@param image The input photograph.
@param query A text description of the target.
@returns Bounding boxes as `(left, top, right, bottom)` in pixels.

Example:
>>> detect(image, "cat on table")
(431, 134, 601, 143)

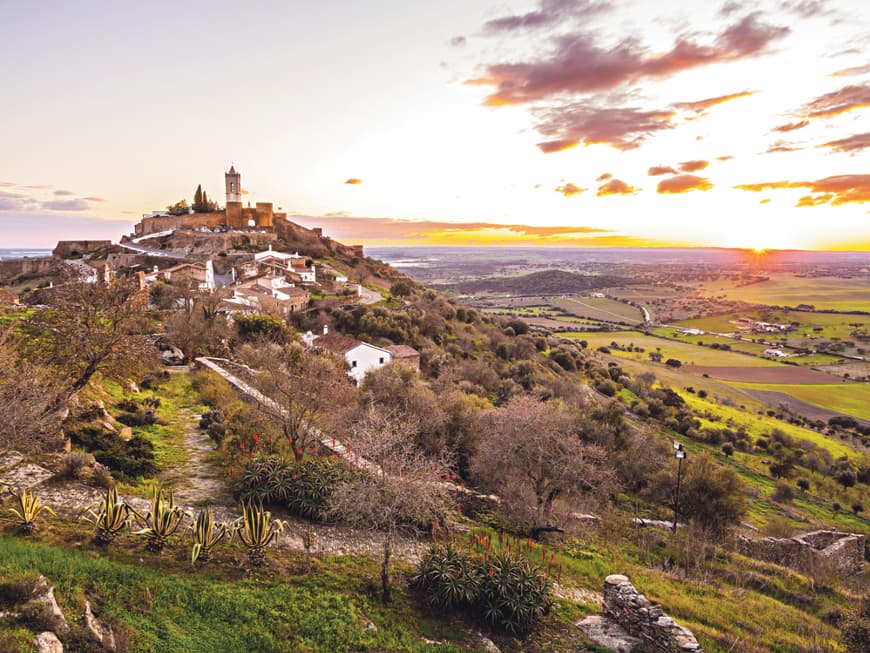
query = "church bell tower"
(225, 165, 241, 204)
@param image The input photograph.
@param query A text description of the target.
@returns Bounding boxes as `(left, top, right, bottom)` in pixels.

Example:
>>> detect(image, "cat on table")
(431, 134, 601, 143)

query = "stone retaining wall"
(735, 530, 864, 577)
(603, 575, 704, 652)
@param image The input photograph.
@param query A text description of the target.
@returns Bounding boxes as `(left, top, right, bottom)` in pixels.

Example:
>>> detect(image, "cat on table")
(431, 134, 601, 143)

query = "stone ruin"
(578, 574, 704, 652)
(736, 530, 864, 578)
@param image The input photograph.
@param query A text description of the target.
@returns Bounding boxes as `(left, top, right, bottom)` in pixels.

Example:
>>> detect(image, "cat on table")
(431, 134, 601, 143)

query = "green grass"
(728, 382, 870, 422)
(0, 535, 469, 653)
(566, 331, 782, 367)
(550, 297, 643, 324)
(698, 275, 870, 311)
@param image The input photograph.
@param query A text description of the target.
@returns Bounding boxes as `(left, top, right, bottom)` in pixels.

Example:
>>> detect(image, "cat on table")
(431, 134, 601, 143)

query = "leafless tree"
(163, 294, 232, 361)
(472, 395, 617, 539)
(329, 407, 454, 603)
(0, 328, 67, 452)
(240, 341, 357, 463)
(22, 278, 157, 400)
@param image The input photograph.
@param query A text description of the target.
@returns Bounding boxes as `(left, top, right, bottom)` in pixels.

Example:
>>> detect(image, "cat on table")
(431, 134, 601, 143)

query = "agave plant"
(189, 508, 230, 565)
(134, 486, 184, 553)
(2, 487, 55, 535)
(234, 500, 285, 567)
(82, 486, 135, 545)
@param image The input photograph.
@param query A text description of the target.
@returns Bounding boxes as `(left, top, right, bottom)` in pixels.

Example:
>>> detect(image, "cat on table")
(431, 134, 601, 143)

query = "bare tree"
(0, 329, 67, 452)
(329, 407, 454, 603)
(240, 341, 357, 463)
(22, 278, 156, 400)
(163, 294, 232, 361)
(472, 395, 616, 539)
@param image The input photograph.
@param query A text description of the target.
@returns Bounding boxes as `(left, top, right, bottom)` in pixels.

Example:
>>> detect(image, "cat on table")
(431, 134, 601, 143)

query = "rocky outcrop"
(32, 576, 69, 635)
(602, 574, 704, 652)
(34, 631, 64, 653)
(736, 530, 864, 578)
(83, 599, 116, 651)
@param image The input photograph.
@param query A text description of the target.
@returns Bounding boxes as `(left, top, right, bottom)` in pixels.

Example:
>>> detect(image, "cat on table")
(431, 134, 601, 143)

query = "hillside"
(445, 270, 639, 296)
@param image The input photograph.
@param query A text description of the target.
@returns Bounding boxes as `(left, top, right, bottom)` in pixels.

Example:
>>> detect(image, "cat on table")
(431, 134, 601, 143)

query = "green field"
(551, 297, 643, 324)
(675, 310, 870, 337)
(729, 382, 870, 422)
(698, 274, 870, 311)
(567, 331, 782, 367)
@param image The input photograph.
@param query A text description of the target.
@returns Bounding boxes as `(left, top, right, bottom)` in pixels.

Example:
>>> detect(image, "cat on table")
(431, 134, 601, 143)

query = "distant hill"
(447, 269, 639, 295)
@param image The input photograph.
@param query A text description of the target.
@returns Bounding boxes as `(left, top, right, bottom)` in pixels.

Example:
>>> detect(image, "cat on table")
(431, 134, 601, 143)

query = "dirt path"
(159, 407, 234, 508)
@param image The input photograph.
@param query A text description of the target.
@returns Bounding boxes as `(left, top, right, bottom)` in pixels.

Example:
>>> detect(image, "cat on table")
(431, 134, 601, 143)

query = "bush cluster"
(412, 545, 551, 634)
(238, 455, 349, 521)
(68, 426, 157, 480)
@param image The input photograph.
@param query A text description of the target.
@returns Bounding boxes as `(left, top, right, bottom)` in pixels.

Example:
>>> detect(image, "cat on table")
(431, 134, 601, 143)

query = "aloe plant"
(234, 501, 285, 567)
(190, 508, 229, 564)
(2, 487, 55, 535)
(83, 486, 135, 545)
(134, 486, 184, 553)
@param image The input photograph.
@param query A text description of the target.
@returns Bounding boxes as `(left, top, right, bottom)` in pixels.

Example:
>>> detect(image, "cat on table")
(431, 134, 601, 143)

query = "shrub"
(852, 501, 864, 515)
(57, 451, 92, 479)
(665, 358, 682, 368)
(797, 478, 810, 492)
(412, 546, 551, 635)
(239, 455, 349, 522)
(69, 427, 157, 479)
(771, 481, 795, 503)
(476, 551, 551, 634)
(721, 443, 734, 457)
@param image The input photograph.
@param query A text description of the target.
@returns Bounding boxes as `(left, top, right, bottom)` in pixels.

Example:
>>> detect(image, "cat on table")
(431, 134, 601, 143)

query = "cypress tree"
(193, 184, 203, 212)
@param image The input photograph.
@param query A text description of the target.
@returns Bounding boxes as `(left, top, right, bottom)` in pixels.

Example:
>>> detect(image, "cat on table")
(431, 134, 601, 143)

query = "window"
(351, 360, 357, 368)
(379, 357, 384, 364)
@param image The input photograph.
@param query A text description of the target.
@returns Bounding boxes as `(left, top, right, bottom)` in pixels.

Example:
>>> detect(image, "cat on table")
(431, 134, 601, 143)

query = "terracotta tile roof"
(314, 334, 362, 354)
(386, 345, 419, 358)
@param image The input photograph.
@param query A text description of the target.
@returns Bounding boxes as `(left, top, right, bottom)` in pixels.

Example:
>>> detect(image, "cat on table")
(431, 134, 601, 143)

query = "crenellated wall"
(603, 575, 705, 652)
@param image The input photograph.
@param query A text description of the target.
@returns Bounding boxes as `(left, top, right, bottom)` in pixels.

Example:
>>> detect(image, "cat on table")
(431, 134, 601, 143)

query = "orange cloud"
(648, 165, 678, 176)
(819, 132, 870, 154)
(537, 138, 579, 153)
(555, 182, 585, 196)
(678, 160, 709, 172)
(596, 172, 612, 182)
(535, 105, 675, 151)
(674, 90, 754, 113)
(772, 119, 809, 132)
(734, 174, 870, 206)
(344, 178, 363, 185)
(803, 83, 870, 118)
(597, 179, 638, 196)
(657, 175, 713, 194)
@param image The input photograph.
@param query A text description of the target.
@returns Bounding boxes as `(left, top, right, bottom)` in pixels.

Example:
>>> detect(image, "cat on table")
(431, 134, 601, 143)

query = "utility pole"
(672, 441, 686, 533)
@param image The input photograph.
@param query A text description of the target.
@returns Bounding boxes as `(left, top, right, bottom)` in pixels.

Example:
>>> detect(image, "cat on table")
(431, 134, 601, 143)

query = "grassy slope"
(697, 275, 870, 311)
(728, 382, 870, 422)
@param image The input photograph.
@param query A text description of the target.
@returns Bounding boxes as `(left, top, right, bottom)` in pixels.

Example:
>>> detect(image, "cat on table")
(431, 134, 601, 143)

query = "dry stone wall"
(736, 530, 864, 577)
(603, 574, 704, 652)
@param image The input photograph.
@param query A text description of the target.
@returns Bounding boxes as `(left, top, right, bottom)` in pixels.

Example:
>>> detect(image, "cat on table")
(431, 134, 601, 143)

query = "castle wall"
(52, 240, 112, 258)
(135, 212, 227, 237)
(255, 203, 274, 227)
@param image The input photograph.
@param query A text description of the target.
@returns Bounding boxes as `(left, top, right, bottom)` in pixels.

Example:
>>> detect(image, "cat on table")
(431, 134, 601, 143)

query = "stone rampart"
(603, 574, 704, 652)
(735, 530, 864, 577)
(52, 240, 111, 258)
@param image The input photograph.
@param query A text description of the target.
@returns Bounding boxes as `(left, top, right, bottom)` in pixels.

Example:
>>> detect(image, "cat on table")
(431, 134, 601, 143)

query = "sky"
(1, 0, 870, 251)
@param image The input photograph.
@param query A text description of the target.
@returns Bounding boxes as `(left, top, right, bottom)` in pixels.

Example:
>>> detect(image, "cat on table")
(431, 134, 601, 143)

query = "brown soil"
(685, 365, 845, 384)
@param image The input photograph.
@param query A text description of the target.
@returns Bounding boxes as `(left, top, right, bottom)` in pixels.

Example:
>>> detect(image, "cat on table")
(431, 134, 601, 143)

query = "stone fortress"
(134, 166, 289, 237)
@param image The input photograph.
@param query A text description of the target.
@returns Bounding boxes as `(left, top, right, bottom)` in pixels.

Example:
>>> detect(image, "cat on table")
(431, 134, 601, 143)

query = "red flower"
(291, 473, 297, 480)
(488, 567, 495, 577)
(239, 441, 245, 449)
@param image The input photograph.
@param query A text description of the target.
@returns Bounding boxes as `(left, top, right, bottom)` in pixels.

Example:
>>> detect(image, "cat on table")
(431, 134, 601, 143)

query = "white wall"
(345, 343, 392, 384)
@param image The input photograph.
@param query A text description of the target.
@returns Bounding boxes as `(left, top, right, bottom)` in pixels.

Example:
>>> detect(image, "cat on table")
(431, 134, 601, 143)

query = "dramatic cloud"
(772, 119, 809, 132)
(535, 104, 675, 151)
(483, 0, 612, 33)
(554, 182, 585, 196)
(674, 90, 754, 113)
(597, 179, 638, 196)
(648, 165, 678, 176)
(41, 199, 92, 211)
(679, 160, 710, 172)
(819, 132, 870, 153)
(53, 189, 74, 196)
(470, 13, 789, 105)
(735, 174, 870, 205)
(344, 178, 363, 185)
(802, 83, 870, 118)
(596, 172, 613, 182)
(657, 175, 713, 194)
(781, 0, 835, 19)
